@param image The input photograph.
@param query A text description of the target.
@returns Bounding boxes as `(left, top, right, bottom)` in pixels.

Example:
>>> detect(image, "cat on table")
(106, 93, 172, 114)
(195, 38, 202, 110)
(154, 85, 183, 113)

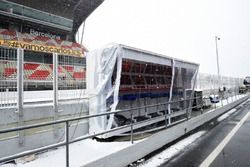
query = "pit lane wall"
(0, 99, 89, 158)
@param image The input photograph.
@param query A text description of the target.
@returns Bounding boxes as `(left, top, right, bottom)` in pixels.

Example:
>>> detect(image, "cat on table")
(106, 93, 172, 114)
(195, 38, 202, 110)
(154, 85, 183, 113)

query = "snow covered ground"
(217, 108, 237, 122)
(1, 139, 136, 167)
(216, 96, 249, 122)
(138, 131, 206, 167)
(0, 89, 87, 105)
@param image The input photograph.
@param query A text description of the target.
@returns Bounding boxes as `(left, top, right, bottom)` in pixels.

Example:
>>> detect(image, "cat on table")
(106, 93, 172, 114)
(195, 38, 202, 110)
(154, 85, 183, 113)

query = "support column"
(53, 53, 59, 136)
(181, 69, 187, 113)
(17, 48, 24, 144)
(188, 67, 199, 118)
(168, 59, 175, 125)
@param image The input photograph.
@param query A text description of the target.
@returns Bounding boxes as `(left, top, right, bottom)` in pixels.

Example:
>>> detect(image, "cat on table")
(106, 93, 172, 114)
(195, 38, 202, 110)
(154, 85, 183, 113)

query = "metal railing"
(0, 96, 203, 166)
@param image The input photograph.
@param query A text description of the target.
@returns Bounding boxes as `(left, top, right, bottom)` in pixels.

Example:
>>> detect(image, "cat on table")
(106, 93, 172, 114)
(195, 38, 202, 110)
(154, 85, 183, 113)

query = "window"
(24, 51, 52, 64)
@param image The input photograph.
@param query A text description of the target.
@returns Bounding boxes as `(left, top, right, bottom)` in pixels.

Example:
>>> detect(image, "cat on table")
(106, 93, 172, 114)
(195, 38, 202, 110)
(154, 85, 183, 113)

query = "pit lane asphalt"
(161, 99, 250, 167)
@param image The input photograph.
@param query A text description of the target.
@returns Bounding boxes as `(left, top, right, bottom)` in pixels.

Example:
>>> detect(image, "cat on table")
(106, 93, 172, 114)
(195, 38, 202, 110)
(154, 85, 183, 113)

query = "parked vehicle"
(239, 85, 247, 94)
(243, 77, 250, 91)
(209, 94, 220, 103)
(202, 96, 212, 108)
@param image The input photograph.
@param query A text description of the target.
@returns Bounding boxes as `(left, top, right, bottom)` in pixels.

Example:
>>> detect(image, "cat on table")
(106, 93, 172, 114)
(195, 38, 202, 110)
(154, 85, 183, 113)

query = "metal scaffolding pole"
(168, 59, 175, 125)
(17, 48, 24, 144)
(53, 53, 59, 136)
(188, 66, 199, 118)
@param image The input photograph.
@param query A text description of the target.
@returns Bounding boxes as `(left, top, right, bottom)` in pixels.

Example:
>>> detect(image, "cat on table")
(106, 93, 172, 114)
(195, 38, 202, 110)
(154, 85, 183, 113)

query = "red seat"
(58, 66, 63, 73)
(28, 70, 50, 80)
(24, 63, 39, 70)
(73, 71, 85, 80)
(122, 61, 132, 72)
(63, 65, 74, 72)
(4, 68, 17, 77)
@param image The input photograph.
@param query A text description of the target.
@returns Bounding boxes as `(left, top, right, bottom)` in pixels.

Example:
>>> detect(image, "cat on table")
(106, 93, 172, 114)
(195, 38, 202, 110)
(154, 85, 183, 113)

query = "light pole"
(215, 36, 221, 90)
(215, 36, 223, 106)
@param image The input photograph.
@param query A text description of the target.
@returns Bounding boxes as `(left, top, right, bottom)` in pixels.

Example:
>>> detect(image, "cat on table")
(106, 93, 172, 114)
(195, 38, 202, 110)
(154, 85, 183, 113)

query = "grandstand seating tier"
(0, 61, 86, 81)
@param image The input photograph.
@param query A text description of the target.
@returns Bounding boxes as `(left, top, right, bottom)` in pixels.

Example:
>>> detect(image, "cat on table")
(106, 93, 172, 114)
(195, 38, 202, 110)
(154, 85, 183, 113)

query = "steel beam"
(17, 48, 24, 145)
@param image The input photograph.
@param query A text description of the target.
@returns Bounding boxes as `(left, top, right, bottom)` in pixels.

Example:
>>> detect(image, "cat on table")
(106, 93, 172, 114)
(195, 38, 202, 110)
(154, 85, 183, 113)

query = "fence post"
(53, 53, 59, 136)
(164, 103, 168, 127)
(168, 104, 172, 125)
(185, 98, 189, 120)
(65, 121, 69, 167)
(214, 89, 216, 109)
(200, 96, 204, 115)
(220, 91, 223, 107)
(226, 91, 229, 104)
(130, 110, 134, 144)
(17, 48, 24, 145)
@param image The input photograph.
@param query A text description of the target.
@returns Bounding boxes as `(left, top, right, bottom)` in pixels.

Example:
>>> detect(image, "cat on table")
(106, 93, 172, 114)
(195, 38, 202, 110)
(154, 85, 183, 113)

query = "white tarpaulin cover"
(87, 44, 199, 136)
(87, 44, 123, 134)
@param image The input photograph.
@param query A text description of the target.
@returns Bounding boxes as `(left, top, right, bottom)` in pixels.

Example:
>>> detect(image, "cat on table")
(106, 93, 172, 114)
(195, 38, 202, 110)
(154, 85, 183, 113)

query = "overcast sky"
(81, 0, 250, 78)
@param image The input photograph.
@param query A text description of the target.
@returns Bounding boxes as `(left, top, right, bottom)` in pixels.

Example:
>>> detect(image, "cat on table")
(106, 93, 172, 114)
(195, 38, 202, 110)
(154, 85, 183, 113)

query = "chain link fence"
(58, 54, 86, 100)
(0, 46, 17, 107)
(0, 46, 87, 107)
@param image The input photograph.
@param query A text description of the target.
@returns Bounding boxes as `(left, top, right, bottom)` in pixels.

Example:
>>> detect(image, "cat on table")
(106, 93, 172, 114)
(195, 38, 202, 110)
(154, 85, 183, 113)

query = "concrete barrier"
(84, 95, 249, 167)
(0, 100, 89, 158)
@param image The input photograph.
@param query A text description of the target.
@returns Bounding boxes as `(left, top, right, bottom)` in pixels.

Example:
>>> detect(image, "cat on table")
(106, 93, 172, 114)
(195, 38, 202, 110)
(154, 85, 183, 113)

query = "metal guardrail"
(0, 96, 203, 166)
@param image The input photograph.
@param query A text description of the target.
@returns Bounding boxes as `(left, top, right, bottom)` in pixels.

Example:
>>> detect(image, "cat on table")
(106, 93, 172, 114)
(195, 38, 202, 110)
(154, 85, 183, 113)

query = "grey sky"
(82, 0, 250, 78)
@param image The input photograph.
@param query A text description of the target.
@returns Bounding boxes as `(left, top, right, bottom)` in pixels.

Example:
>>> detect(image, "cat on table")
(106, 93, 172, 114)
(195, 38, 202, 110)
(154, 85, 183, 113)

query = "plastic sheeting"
(87, 44, 199, 136)
(87, 44, 123, 134)
(196, 73, 243, 96)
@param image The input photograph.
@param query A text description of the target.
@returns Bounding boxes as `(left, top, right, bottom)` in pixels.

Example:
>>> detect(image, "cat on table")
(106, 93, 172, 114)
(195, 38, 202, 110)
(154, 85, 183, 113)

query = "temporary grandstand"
(87, 44, 199, 138)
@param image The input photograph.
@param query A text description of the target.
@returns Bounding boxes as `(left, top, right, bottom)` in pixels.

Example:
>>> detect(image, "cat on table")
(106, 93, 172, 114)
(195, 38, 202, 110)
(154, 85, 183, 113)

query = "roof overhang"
(2, 0, 104, 37)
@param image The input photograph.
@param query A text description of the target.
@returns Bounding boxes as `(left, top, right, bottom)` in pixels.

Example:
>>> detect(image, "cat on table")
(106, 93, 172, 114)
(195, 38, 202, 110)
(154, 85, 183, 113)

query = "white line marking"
(199, 110, 250, 167)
